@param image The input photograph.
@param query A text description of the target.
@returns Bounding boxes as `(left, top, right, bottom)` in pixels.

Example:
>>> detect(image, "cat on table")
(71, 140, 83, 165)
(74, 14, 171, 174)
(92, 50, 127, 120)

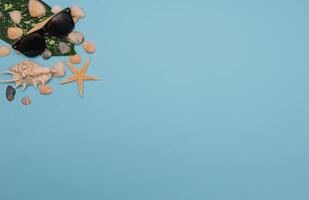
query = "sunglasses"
(12, 8, 75, 58)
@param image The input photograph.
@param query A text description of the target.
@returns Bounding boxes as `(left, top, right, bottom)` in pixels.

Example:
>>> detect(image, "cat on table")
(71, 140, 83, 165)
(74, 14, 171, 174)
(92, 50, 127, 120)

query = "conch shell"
(0, 60, 65, 90)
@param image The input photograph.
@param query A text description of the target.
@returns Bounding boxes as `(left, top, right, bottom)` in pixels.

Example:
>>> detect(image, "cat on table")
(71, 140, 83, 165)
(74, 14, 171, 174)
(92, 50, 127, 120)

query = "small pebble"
(83, 41, 96, 54)
(6, 85, 16, 102)
(68, 31, 84, 45)
(0, 45, 11, 57)
(10, 11, 22, 24)
(21, 96, 32, 106)
(28, 0, 46, 18)
(39, 84, 53, 95)
(58, 42, 71, 54)
(52, 5, 62, 14)
(41, 48, 52, 60)
(7, 27, 23, 40)
(70, 54, 82, 64)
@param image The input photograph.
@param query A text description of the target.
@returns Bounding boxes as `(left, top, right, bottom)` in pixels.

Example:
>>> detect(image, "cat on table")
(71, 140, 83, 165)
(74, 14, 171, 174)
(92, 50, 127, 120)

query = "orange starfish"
(60, 59, 100, 96)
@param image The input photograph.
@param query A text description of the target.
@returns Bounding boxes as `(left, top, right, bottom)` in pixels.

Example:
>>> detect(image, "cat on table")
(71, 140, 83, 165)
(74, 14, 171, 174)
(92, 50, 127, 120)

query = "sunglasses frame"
(12, 7, 74, 57)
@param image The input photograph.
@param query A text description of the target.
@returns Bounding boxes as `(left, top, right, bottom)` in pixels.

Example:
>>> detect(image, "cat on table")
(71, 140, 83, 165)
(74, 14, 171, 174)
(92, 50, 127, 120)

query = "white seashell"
(41, 48, 52, 60)
(58, 42, 71, 54)
(0, 60, 55, 90)
(10, 11, 22, 24)
(0, 46, 11, 57)
(39, 84, 53, 95)
(70, 54, 82, 64)
(71, 6, 85, 19)
(52, 5, 62, 14)
(52, 61, 65, 77)
(83, 41, 96, 54)
(67, 31, 84, 45)
(7, 27, 23, 40)
(21, 96, 32, 106)
(28, 0, 46, 18)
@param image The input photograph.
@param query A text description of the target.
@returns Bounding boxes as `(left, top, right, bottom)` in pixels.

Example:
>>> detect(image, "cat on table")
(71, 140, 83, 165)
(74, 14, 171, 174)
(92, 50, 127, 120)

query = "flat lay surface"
(0, 0, 309, 199)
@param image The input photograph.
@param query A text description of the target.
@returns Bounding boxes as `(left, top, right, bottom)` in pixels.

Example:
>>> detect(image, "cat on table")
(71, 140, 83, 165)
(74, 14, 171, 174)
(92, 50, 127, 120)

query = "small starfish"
(60, 59, 100, 96)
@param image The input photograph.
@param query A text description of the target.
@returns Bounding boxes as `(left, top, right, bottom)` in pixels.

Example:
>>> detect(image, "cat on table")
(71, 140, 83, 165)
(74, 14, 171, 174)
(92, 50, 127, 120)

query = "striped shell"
(0, 60, 64, 90)
(21, 96, 32, 106)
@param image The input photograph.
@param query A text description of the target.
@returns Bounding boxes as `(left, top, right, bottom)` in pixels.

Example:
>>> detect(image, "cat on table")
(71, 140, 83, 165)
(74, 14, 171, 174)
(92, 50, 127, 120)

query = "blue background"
(1, 0, 309, 199)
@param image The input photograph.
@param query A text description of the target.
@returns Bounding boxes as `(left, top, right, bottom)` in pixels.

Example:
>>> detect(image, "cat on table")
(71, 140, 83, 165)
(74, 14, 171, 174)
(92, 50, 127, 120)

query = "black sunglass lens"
(45, 8, 75, 37)
(13, 32, 45, 57)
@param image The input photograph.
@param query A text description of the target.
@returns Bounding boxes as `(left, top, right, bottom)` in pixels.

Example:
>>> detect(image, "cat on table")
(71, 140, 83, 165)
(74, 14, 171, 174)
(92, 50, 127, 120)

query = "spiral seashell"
(0, 60, 55, 90)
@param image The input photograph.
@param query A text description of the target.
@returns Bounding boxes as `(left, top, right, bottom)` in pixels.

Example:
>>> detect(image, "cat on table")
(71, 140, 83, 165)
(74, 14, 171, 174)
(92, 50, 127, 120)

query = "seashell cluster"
(48, 4, 97, 61)
(0, 3, 100, 106)
(28, 0, 46, 18)
(21, 96, 32, 106)
(0, 45, 11, 57)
